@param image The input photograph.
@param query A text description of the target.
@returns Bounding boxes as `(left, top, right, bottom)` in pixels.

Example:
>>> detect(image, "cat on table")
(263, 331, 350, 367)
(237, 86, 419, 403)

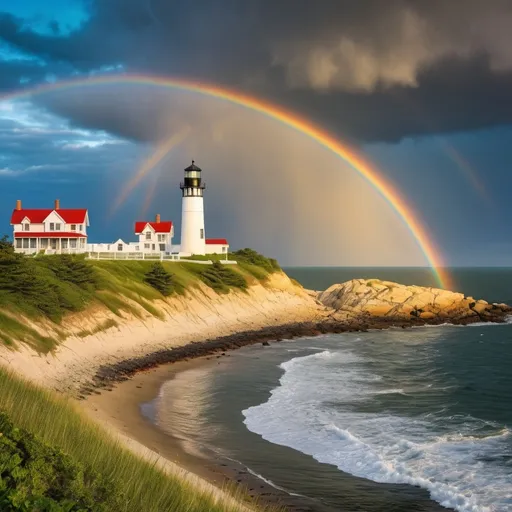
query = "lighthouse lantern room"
(180, 160, 206, 255)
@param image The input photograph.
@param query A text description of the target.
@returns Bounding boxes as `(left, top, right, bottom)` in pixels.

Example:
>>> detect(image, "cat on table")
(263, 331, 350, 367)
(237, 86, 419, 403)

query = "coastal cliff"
(2, 265, 511, 512)
(0, 270, 323, 392)
(2, 271, 512, 393)
(318, 278, 512, 324)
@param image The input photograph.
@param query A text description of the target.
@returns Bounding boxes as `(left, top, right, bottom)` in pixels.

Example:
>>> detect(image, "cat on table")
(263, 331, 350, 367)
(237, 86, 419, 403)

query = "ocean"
(146, 268, 512, 512)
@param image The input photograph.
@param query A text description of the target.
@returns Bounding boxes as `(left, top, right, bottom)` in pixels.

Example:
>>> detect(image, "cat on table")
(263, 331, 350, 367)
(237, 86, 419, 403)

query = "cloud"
(2, 1, 512, 142)
(0, 85, 431, 265)
(0, 99, 138, 180)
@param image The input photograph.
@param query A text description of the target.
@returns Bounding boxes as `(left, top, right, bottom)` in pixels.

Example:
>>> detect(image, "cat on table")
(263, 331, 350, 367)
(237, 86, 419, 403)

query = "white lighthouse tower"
(180, 160, 206, 255)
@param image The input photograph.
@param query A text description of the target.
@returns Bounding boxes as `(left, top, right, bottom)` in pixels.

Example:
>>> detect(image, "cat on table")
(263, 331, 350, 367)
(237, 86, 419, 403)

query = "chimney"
(155, 213, 161, 223)
(54, 199, 60, 210)
(15, 199, 22, 211)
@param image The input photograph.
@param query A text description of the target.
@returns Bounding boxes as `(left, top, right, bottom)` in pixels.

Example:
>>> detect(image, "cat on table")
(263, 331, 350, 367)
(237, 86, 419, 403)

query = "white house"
(134, 214, 174, 253)
(205, 238, 229, 255)
(10, 199, 89, 254)
(11, 161, 229, 258)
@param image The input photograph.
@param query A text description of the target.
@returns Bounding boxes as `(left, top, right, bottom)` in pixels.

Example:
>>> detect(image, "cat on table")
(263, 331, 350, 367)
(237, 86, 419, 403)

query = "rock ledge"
(318, 279, 511, 324)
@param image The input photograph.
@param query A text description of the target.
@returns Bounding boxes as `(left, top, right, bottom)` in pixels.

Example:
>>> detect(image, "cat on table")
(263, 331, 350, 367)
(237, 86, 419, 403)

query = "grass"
(0, 311, 56, 353)
(181, 261, 248, 294)
(0, 243, 282, 351)
(0, 241, 286, 511)
(76, 319, 119, 338)
(0, 369, 281, 512)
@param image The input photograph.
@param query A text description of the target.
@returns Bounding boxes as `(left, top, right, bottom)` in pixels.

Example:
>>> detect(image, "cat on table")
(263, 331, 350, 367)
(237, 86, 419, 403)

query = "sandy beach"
(0, 273, 325, 394)
(82, 354, 313, 510)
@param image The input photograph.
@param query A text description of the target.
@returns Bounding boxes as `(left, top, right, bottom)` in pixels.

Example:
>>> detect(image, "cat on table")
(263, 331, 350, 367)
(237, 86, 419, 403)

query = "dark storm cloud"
(0, 103, 138, 180)
(3, 0, 512, 142)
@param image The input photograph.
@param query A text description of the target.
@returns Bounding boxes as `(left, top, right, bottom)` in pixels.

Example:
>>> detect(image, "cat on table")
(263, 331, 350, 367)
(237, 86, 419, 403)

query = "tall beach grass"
(0, 369, 282, 512)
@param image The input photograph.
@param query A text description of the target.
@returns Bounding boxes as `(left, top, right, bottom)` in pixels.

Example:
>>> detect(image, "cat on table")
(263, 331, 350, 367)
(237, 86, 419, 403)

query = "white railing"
(85, 252, 237, 264)
(15, 247, 237, 264)
(16, 248, 87, 255)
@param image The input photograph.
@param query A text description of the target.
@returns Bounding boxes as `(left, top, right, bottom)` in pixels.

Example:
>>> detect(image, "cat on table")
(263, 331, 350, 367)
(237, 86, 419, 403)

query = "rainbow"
(0, 73, 451, 289)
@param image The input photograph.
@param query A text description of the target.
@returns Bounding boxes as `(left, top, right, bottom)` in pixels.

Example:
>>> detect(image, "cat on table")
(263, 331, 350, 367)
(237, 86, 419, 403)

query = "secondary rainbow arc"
(0, 73, 451, 289)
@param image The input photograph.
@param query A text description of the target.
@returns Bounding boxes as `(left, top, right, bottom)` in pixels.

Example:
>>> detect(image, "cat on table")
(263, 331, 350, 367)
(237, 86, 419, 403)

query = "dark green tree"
(143, 263, 175, 296)
(0, 234, 14, 254)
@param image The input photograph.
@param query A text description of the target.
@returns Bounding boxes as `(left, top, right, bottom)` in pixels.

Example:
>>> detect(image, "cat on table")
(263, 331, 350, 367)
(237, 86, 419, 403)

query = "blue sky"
(5, 0, 88, 35)
(1, 0, 512, 266)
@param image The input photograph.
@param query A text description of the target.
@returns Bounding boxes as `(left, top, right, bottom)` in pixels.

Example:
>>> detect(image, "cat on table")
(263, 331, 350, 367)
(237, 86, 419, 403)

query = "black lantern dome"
(180, 160, 205, 197)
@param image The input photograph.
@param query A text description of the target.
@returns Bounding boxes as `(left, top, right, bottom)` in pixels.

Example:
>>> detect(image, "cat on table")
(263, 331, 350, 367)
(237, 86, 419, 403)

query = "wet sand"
(82, 354, 323, 510)
(79, 316, 499, 511)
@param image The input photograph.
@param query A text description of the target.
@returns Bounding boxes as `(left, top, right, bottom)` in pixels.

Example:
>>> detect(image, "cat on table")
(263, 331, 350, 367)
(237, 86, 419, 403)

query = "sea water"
(150, 268, 512, 512)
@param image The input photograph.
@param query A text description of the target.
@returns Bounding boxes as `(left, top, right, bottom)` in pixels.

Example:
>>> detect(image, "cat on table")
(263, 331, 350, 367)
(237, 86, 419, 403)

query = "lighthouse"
(180, 160, 206, 255)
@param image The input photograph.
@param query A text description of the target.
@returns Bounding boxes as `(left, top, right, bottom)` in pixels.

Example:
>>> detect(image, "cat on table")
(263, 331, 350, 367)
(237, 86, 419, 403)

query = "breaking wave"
(243, 349, 512, 512)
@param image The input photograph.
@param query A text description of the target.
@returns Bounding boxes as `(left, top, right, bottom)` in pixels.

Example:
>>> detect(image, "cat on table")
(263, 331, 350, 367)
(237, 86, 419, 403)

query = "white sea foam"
(242, 349, 512, 512)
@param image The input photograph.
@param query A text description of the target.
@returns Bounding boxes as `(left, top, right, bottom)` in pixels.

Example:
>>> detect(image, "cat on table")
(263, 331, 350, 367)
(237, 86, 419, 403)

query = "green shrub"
(0, 411, 122, 511)
(186, 261, 247, 294)
(231, 249, 280, 273)
(143, 263, 176, 296)
(0, 370, 280, 512)
(203, 261, 247, 293)
(0, 243, 100, 324)
(37, 255, 98, 291)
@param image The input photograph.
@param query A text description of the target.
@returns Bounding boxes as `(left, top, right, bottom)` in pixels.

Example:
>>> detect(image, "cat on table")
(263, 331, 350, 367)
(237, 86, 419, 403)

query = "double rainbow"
(0, 73, 451, 289)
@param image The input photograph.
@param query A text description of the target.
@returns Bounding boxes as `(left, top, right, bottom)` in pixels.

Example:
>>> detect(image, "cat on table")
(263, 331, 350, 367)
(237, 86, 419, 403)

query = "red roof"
(206, 238, 228, 245)
(14, 232, 87, 238)
(134, 221, 173, 234)
(10, 209, 88, 224)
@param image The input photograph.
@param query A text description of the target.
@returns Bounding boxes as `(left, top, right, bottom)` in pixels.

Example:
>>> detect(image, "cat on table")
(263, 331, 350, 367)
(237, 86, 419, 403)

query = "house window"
(16, 239, 22, 248)
(55, 223, 61, 231)
(222, 246, 226, 253)
(49, 223, 55, 231)
(200, 229, 204, 239)
(30, 239, 36, 249)
(79, 225, 83, 231)
(144, 243, 150, 249)
(135, 245, 139, 251)
(62, 240, 68, 249)
(70, 239, 77, 249)
(159, 244, 165, 251)
(117, 244, 123, 251)
(71, 224, 76, 231)
(145, 231, 151, 240)
(22, 239, 29, 249)
(23, 223, 30, 231)
(152, 244, 155, 250)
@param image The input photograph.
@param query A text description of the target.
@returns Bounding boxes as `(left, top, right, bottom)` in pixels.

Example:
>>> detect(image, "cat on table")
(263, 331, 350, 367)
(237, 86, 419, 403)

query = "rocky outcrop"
(318, 279, 512, 325)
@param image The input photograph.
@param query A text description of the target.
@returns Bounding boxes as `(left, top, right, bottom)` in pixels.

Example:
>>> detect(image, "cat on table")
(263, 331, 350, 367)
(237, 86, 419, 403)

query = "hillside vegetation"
(0, 369, 280, 512)
(0, 239, 285, 511)
(0, 238, 282, 353)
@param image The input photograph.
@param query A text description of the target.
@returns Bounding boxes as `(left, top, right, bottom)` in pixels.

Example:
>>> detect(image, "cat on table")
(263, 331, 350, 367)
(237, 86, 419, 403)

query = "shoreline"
(79, 314, 508, 511)
(3, 272, 510, 511)
(78, 313, 507, 398)
(82, 356, 319, 511)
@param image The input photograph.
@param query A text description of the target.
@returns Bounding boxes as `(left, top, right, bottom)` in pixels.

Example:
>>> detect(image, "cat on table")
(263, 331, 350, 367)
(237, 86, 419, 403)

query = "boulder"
(317, 279, 512, 325)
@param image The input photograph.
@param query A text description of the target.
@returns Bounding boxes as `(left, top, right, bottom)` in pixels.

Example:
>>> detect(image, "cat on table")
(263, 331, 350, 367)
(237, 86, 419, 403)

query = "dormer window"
(49, 223, 55, 231)
(145, 231, 151, 240)
(55, 223, 61, 231)
(23, 223, 29, 231)
(71, 224, 77, 231)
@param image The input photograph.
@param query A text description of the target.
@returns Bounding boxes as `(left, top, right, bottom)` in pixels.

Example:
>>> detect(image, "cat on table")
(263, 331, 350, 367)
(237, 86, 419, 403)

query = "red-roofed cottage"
(134, 214, 174, 253)
(10, 199, 89, 254)
(205, 238, 229, 255)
